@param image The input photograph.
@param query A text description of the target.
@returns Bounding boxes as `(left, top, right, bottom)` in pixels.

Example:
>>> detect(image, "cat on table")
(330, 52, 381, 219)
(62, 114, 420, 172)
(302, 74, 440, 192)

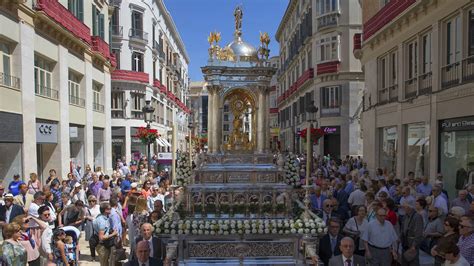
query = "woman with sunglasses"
(141, 181, 152, 199)
(431, 216, 460, 266)
(12, 214, 47, 266)
(84, 195, 101, 261)
(51, 229, 70, 266)
(2, 223, 27, 266)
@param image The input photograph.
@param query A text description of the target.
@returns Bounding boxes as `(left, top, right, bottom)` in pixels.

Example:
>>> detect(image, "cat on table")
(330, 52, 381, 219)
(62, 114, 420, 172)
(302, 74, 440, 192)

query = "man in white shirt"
(348, 183, 366, 208)
(28, 191, 46, 228)
(432, 185, 448, 215)
(147, 186, 164, 212)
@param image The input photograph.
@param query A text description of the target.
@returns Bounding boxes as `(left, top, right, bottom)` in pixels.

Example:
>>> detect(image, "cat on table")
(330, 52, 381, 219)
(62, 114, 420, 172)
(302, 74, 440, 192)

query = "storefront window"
(379, 126, 397, 173)
(440, 127, 474, 197)
(405, 123, 429, 178)
(0, 143, 22, 184)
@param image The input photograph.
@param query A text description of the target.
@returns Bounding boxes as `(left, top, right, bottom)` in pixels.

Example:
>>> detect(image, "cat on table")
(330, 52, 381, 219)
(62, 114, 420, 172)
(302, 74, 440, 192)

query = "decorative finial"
(259, 32, 271, 60)
(234, 6, 243, 37)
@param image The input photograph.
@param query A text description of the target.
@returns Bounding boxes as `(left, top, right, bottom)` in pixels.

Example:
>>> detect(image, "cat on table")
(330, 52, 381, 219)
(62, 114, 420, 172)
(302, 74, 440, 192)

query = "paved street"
(78, 233, 130, 265)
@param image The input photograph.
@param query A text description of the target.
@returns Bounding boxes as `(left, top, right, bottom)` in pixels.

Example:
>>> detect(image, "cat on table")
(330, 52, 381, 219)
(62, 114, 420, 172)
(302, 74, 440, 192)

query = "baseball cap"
(74, 183, 82, 188)
(4, 193, 13, 199)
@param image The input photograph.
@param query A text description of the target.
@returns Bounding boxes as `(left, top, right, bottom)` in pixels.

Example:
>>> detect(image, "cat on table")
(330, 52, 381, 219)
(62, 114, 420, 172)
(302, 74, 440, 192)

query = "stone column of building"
(58, 45, 71, 177)
(214, 89, 222, 152)
(84, 55, 95, 167)
(103, 71, 113, 173)
(124, 90, 132, 164)
(206, 86, 215, 153)
(264, 89, 271, 152)
(18, 15, 37, 177)
(257, 87, 266, 153)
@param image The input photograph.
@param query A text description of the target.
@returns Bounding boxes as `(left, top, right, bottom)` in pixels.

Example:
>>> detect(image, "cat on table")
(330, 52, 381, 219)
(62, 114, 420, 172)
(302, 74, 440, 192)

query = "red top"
(385, 208, 398, 225)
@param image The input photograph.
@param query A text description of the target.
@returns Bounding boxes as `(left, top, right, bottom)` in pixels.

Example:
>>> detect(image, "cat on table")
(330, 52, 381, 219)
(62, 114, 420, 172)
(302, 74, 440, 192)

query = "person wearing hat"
(0, 193, 24, 227)
(8, 174, 24, 196)
(70, 182, 87, 204)
(401, 198, 424, 265)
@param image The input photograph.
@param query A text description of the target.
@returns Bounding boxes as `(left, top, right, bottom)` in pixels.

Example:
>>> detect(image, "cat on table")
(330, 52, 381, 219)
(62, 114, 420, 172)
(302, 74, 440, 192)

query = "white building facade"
(276, 0, 364, 158)
(359, 0, 474, 195)
(0, 0, 114, 183)
(109, 0, 189, 167)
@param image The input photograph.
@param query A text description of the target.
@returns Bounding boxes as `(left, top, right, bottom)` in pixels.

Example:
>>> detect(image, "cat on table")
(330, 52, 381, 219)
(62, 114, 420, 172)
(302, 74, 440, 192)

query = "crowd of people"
(303, 155, 474, 266)
(1, 152, 474, 266)
(0, 155, 172, 266)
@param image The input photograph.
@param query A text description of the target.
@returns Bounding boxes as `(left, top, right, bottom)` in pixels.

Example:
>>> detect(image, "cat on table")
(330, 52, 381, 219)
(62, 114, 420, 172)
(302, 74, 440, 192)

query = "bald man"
(125, 240, 163, 266)
(134, 223, 166, 262)
(329, 237, 365, 266)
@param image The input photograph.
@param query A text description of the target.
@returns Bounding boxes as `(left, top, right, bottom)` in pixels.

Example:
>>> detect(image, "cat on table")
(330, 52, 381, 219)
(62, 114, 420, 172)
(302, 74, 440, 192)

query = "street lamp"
(304, 100, 318, 214)
(188, 119, 194, 169)
(142, 100, 155, 171)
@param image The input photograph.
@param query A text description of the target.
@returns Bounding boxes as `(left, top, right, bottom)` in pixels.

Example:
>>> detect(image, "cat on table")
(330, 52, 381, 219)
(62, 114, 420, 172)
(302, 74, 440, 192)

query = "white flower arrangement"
(154, 215, 327, 236)
(284, 153, 300, 188)
(176, 153, 191, 186)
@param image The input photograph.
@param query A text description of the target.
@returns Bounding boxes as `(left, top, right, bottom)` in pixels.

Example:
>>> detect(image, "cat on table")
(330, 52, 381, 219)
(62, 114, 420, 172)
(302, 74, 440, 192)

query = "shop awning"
(161, 138, 172, 147)
(156, 138, 166, 147)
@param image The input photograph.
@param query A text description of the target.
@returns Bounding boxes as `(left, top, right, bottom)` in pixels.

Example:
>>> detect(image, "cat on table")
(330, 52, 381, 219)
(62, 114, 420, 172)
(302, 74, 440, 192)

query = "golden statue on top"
(234, 6, 243, 36)
(225, 90, 255, 152)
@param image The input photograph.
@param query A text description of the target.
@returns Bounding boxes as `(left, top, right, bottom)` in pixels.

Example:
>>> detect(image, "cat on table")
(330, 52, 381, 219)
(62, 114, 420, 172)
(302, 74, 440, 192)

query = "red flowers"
(300, 128, 325, 144)
(133, 127, 160, 144)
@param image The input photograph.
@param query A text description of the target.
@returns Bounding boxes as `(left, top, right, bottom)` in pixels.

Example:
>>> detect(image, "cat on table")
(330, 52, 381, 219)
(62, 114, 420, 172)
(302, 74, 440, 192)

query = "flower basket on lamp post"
(300, 128, 325, 144)
(133, 127, 160, 144)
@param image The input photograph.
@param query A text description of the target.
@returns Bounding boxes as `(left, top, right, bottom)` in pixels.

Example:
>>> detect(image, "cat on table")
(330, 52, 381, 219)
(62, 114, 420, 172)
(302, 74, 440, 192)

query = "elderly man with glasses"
(458, 215, 474, 265)
(361, 208, 398, 266)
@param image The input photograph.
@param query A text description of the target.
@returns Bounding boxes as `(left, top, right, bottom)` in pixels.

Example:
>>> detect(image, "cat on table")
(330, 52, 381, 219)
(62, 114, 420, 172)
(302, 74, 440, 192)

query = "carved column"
(263, 89, 270, 152)
(256, 87, 266, 153)
(207, 86, 215, 153)
(215, 91, 222, 152)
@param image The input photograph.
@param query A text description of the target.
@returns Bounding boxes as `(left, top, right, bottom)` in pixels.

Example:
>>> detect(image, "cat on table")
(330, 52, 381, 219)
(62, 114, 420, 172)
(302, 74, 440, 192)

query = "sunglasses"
(43, 213, 51, 217)
(460, 224, 473, 229)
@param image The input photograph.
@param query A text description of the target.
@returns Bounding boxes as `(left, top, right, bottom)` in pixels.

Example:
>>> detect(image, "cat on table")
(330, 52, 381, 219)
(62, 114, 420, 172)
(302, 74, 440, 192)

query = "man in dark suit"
(329, 237, 365, 266)
(317, 199, 339, 225)
(134, 223, 166, 261)
(125, 240, 163, 266)
(319, 218, 343, 265)
(0, 193, 24, 227)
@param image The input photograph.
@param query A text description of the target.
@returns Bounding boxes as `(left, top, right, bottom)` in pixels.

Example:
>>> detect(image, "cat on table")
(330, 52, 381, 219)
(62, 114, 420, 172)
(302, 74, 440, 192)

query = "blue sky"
(164, 0, 289, 81)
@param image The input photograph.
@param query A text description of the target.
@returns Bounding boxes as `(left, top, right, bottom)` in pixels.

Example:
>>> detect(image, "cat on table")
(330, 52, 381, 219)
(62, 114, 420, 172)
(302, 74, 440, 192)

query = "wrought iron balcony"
(111, 25, 123, 37)
(35, 84, 59, 100)
(378, 84, 398, 105)
(419, 72, 432, 95)
(0, 72, 20, 89)
(111, 109, 124, 118)
(404, 77, 417, 98)
(129, 28, 148, 43)
(69, 95, 85, 107)
(317, 12, 339, 30)
(93, 102, 105, 113)
(109, 0, 121, 7)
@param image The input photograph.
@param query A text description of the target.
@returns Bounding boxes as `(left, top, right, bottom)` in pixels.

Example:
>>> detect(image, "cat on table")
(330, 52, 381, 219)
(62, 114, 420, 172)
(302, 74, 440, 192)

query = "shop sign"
(69, 127, 78, 138)
(158, 153, 172, 160)
(112, 138, 124, 143)
(36, 122, 57, 143)
(322, 126, 340, 135)
(440, 117, 474, 131)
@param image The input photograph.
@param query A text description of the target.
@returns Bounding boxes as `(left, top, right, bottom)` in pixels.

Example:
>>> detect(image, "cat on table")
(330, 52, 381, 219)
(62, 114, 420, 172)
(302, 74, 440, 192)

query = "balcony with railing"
(91, 36, 110, 61)
(93, 103, 104, 113)
(129, 28, 148, 44)
(419, 72, 432, 95)
(111, 109, 124, 118)
(404, 77, 417, 98)
(317, 11, 340, 30)
(131, 110, 144, 119)
(321, 106, 341, 117)
(69, 95, 85, 107)
(0, 72, 20, 90)
(35, 84, 59, 100)
(112, 70, 149, 84)
(111, 25, 123, 38)
(317, 61, 340, 75)
(462, 56, 474, 83)
(35, 0, 91, 45)
(378, 84, 398, 104)
(441, 56, 474, 89)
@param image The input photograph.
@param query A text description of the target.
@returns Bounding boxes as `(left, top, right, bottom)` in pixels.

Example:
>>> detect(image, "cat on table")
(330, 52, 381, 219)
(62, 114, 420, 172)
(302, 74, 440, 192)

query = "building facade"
(109, 0, 189, 166)
(189, 81, 208, 142)
(276, 0, 364, 158)
(0, 0, 114, 183)
(359, 0, 474, 195)
(268, 56, 280, 151)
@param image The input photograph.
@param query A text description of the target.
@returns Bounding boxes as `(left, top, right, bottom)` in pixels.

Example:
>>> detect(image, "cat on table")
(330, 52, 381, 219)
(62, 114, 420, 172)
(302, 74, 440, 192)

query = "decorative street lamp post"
(304, 101, 318, 214)
(188, 119, 194, 169)
(142, 100, 155, 171)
